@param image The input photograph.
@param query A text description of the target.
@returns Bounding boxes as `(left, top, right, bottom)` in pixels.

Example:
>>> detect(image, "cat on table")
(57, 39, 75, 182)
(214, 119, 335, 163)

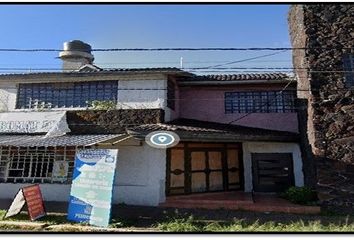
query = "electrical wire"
(0, 47, 351, 52)
(197, 50, 288, 69)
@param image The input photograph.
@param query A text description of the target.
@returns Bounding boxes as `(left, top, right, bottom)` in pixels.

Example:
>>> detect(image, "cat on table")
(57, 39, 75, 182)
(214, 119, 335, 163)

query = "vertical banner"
(67, 149, 118, 228)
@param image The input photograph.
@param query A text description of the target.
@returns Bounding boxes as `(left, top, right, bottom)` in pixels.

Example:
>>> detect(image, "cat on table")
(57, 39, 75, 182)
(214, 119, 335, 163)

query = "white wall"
(0, 143, 167, 206)
(242, 141, 304, 192)
(117, 79, 166, 110)
(0, 78, 173, 121)
(112, 143, 166, 206)
(0, 83, 17, 112)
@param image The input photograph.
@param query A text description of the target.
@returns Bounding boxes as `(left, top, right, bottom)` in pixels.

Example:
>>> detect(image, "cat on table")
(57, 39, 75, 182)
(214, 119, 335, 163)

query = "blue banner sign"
(67, 149, 118, 228)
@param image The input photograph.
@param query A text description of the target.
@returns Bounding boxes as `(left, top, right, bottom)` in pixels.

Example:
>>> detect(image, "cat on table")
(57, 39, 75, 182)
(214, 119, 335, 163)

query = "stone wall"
(67, 109, 164, 134)
(288, 4, 354, 210)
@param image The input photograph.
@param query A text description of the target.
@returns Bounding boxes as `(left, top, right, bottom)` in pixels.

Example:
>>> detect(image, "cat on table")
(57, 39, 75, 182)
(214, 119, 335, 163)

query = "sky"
(0, 4, 293, 74)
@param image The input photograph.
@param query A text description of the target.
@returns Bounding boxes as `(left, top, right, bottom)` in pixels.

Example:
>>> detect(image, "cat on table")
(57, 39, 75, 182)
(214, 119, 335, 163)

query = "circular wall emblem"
(145, 131, 180, 149)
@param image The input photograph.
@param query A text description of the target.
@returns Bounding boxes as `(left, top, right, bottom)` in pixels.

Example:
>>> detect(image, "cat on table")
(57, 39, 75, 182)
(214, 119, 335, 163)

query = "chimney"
(59, 40, 94, 71)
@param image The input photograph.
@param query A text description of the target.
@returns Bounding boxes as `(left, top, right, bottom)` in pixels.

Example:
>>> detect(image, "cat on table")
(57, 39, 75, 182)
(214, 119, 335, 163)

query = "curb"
(0, 221, 159, 232)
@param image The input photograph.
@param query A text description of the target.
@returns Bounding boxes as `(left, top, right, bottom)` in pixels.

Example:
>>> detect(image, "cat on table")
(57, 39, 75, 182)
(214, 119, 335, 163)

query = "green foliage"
(157, 215, 202, 232)
(87, 100, 116, 110)
(280, 186, 317, 205)
(0, 210, 68, 224)
(157, 217, 354, 232)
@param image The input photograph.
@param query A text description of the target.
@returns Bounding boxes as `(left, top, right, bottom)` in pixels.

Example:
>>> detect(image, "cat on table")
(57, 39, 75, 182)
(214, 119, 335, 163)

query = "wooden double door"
(167, 143, 243, 195)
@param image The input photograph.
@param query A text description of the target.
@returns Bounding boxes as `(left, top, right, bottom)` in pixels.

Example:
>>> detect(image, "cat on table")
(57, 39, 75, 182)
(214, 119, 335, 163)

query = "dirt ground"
(0, 199, 353, 228)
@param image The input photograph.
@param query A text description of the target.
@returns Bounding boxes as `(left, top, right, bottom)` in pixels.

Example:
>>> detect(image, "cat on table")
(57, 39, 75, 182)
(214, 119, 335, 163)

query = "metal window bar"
(17, 80, 118, 109)
(224, 90, 296, 114)
(0, 146, 84, 184)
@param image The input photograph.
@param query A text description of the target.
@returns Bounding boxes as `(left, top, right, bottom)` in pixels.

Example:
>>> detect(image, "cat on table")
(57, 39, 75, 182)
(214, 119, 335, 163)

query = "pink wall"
(178, 86, 299, 133)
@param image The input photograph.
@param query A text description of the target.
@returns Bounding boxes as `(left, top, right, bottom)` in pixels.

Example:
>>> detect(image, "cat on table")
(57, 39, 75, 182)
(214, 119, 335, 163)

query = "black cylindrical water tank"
(63, 40, 92, 53)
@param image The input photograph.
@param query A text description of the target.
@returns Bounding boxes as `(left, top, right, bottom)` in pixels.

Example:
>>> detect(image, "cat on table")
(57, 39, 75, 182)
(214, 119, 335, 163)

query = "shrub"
(87, 100, 116, 110)
(280, 186, 317, 205)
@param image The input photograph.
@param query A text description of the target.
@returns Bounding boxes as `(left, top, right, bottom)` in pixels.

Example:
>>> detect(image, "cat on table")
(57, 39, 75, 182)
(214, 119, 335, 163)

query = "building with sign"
(0, 40, 305, 207)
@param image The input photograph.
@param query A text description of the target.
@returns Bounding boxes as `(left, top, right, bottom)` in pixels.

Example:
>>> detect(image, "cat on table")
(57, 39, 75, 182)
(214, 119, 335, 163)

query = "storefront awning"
(0, 134, 126, 147)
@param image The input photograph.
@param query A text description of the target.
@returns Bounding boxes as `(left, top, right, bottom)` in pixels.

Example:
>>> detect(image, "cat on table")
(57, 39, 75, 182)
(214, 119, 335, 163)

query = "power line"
(0, 47, 351, 52)
(0, 67, 351, 73)
(0, 60, 294, 66)
(200, 50, 288, 69)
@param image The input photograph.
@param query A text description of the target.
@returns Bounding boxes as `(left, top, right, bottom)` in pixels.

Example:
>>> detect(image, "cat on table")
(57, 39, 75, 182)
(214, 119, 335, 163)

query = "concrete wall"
(0, 76, 174, 122)
(242, 141, 304, 192)
(179, 87, 299, 133)
(0, 143, 167, 206)
(117, 79, 166, 110)
(0, 83, 17, 112)
(112, 143, 166, 206)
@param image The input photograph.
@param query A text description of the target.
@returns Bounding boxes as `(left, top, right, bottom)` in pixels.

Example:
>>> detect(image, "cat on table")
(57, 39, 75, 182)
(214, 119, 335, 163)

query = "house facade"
(289, 4, 354, 209)
(0, 40, 304, 206)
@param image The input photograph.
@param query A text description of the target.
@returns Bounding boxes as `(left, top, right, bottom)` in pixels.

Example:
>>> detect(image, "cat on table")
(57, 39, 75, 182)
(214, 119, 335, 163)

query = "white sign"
(4, 189, 26, 219)
(0, 111, 71, 137)
(52, 161, 69, 182)
(67, 149, 118, 228)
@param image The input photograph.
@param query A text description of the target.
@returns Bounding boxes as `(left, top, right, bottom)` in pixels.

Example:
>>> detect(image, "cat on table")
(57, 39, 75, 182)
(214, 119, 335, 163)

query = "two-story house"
(0, 40, 305, 207)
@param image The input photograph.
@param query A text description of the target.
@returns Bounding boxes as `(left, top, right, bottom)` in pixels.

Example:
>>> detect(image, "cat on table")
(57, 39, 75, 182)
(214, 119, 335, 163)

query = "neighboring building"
(0, 40, 304, 206)
(289, 4, 354, 209)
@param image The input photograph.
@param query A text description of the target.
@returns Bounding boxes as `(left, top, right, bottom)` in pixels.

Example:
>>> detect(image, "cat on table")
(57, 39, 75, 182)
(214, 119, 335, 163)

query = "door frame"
(166, 142, 244, 196)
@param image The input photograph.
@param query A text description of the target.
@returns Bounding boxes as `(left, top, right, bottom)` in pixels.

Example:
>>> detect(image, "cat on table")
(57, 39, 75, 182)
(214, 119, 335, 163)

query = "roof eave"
(178, 79, 295, 86)
(127, 130, 299, 143)
(0, 68, 193, 80)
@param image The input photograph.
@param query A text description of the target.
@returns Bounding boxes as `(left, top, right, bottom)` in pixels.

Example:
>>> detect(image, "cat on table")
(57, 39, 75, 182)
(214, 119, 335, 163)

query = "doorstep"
(160, 192, 321, 215)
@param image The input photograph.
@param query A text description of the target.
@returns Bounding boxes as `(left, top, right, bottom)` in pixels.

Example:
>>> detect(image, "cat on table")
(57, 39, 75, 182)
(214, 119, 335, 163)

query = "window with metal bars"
(0, 146, 81, 184)
(224, 90, 296, 114)
(343, 54, 354, 87)
(16, 80, 118, 109)
(6, 152, 56, 183)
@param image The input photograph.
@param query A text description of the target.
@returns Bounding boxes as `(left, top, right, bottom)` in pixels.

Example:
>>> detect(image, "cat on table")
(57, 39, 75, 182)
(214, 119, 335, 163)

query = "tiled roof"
(0, 67, 190, 77)
(0, 134, 125, 147)
(127, 118, 299, 142)
(179, 73, 291, 82)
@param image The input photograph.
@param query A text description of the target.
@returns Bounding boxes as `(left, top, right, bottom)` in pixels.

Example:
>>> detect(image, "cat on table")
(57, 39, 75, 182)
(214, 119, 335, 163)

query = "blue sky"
(0, 4, 292, 73)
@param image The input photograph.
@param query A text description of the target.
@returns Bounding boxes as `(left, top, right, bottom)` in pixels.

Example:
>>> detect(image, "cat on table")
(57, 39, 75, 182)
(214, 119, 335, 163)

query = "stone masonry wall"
(289, 4, 354, 210)
(67, 109, 164, 134)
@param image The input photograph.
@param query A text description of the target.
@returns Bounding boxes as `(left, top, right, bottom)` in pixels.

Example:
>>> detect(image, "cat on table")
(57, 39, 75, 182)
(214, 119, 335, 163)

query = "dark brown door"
(252, 153, 295, 192)
(166, 143, 243, 195)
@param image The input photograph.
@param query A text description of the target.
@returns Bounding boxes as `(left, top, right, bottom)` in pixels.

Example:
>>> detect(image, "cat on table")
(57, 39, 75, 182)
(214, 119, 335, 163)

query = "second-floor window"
(16, 80, 118, 109)
(225, 90, 296, 114)
(343, 54, 354, 87)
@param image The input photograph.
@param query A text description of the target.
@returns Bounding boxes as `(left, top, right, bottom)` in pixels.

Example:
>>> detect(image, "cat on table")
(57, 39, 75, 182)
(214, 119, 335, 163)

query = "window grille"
(16, 80, 118, 109)
(225, 90, 296, 114)
(0, 146, 87, 184)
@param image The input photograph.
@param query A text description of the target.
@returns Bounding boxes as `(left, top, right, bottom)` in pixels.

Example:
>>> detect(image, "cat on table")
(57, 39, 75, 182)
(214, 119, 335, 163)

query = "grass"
(1, 209, 354, 232)
(156, 214, 354, 232)
(0, 209, 133, 232)
(0, 209, 69, 225)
